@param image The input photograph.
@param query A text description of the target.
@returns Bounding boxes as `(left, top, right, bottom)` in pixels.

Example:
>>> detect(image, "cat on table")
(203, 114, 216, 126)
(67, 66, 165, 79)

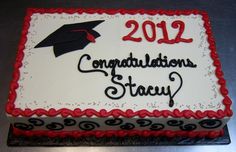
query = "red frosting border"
(13, 127, 224, 138)
(6, 8, 233, 119)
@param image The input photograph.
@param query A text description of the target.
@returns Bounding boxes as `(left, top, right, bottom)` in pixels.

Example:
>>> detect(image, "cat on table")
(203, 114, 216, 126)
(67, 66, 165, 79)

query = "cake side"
(10, 117, 226, 138)
(5, 8, 233, 138)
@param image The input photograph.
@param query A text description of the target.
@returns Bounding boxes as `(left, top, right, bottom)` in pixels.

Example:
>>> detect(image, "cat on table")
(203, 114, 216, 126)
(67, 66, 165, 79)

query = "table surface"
(0, 0, 235, 151)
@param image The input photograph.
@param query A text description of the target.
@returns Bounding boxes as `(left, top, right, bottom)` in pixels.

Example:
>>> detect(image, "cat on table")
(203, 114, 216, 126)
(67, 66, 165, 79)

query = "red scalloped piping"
(6, 8, 233, 119)
(13, 127, 224, 138)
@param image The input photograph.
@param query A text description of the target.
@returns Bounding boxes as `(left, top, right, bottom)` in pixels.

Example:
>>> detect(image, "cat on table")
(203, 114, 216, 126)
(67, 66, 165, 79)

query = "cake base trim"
(13, 127, 224, 138)
(6, 8, 233, 119)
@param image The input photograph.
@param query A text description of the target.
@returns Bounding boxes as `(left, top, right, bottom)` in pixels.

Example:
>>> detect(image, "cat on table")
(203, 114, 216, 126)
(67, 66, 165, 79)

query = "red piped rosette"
(6, 8, 233, 136)
(13, 127, 223, 139)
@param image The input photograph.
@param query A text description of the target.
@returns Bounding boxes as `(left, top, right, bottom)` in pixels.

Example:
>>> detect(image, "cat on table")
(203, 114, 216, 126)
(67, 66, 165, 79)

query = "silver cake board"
(7, 125, 230, 146)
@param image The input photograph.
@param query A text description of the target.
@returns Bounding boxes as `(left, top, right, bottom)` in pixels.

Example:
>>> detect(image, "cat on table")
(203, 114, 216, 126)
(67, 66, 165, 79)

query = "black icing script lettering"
(105, 72, 182, 107)
(168, 71, 183, 107)
(78, 54, 108, 76)
(105, 74, 126, 99)
(78, 52, 197, 76)
(77, 52, 189, 107)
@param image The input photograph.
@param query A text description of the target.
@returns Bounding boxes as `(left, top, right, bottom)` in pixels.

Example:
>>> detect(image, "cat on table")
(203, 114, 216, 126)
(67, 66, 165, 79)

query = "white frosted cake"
(6, 8, 233, 138)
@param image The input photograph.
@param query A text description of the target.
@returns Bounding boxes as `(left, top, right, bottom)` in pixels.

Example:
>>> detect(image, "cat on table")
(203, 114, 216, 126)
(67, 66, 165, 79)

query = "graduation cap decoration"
(35, 20, 104, 57)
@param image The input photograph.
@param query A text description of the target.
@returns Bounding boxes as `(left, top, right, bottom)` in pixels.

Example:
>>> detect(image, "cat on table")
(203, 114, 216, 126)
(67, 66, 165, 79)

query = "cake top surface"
(6, 8, 232, 119)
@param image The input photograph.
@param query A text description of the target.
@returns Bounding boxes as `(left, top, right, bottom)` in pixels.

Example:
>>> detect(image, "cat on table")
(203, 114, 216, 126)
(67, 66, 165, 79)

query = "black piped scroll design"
(64, 118, 76, 126)
(13, 118, 45, 130)
(13, 118, 221, 131)
(167, 120, 184, 126)
(14, 123, 34, 131)
(46, 122, 64, 130)
(105, 118, 123, 126)
(167, 119, 197, 131)
(179, 124, 197, 131)
(150, 123, 165, 131)
(120, 123, 135, 130)
(199, 119, 222, 129)
(78, 121, 100, 131)
(136, 119, 164, 131)
(28, 118, 45, 126)
(136, 119, 152, 127)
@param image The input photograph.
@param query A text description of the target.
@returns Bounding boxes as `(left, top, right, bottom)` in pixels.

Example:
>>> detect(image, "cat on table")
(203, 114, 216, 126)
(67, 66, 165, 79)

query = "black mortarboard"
(35, 20, 104, 57)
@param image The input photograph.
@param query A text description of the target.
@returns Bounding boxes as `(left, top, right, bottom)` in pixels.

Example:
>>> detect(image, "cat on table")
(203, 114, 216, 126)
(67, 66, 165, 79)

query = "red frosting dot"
(226, 109, 233, 116)
(216, 69, 223, 77)
(126, 109, 135, 117)
(99, 109, 109, 117)
(183, 110, 193, 118)
(218, 78, 226, 85)
(85, 109, 96, 117)
(173, 109, 183, 117)
(24, 108, 34, 116)
(48, 108, 57, 116)
(217, 109, 225, 118)
(223, 96, 232, 105)
(220, 87, 228, 95)
(12, 108, 22, 117)
(196, 110, 204, 118)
